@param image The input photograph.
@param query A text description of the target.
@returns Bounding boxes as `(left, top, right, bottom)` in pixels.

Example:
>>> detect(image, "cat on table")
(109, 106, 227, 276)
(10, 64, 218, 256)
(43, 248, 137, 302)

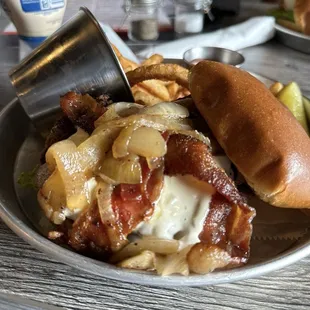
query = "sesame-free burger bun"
(189, 61, 310, 208)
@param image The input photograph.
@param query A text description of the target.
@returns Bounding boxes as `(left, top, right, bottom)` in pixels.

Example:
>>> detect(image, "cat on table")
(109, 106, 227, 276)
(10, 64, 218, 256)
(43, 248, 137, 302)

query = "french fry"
(141, 54, 164, 67)
(113, 45, 190, 105)
(118, 56, 139, 73)
(111, 44, 139, 73)
(133, 90, 164, 106)
(111, 44, 121, 57)
(157, 81, 175, 86)
(126, 64, 190, 89)
(177, 86, 191, 99)
(166, 82, 179, 101)
(270, 81, 284, 96)
(139, 80, 171, 102)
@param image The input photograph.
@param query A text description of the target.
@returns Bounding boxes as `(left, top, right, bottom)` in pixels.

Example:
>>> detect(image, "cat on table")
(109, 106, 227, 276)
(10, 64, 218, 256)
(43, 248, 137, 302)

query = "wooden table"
(1, 2, 310, 310)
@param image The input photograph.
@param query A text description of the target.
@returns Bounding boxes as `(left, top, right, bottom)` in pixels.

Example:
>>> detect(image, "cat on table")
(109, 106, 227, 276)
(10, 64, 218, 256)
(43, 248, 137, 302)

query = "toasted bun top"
(189, 60, 310, 208)
(294, 0, 310, 35)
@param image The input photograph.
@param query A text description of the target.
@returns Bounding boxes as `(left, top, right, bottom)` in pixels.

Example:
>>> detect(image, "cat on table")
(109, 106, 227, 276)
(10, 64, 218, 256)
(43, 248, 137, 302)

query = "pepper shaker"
(124, 0, 161, 41)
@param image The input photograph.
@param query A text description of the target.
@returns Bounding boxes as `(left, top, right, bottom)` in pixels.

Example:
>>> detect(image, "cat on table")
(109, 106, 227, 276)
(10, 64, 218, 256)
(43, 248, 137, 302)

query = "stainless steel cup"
(183, 46, 245, 67)
(9, 7, 134, 121)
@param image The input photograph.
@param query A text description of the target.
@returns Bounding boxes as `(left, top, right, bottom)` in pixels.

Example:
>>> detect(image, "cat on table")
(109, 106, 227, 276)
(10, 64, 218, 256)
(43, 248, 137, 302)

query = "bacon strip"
(42, 92, 111, 163)
(165, 134, 255, 266)
(60, 92, 108, 134)
(111, 159, 164, 236)
(69, 203, 111, 258)
(69, 159, 164, 255)
(199, 193, 255, 264)
(165, 134, 246, 205)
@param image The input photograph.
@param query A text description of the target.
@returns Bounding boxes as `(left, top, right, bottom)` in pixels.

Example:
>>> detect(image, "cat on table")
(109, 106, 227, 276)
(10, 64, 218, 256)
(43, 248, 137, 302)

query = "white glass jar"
(174, 0, 212, 34)
(125, 0, 160, 42)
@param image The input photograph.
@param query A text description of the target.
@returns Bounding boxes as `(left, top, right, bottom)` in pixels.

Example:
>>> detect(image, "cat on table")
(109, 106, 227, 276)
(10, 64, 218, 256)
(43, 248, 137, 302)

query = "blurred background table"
(0, 1, 310, 309)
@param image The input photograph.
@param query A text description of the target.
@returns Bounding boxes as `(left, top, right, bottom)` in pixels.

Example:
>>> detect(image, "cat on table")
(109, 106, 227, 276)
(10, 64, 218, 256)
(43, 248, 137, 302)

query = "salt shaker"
(174, 0, 212, 34)
(124, 0, 160, 41)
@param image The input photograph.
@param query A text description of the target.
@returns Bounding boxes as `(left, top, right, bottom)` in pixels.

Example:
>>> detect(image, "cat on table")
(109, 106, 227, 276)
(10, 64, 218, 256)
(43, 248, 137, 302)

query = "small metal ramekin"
(183, 46, 245, 67)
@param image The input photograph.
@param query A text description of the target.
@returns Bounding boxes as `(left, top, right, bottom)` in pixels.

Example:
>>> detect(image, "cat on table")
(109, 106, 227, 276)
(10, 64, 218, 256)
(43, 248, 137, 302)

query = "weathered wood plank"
(1, 221, 310, 310)
(1, 1, 310, 309)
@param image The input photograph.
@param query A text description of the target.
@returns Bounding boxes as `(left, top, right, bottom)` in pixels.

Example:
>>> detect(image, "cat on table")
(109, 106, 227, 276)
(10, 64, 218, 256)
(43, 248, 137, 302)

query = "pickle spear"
(303, 96, 310, 127)
(277, 82, 309, 134)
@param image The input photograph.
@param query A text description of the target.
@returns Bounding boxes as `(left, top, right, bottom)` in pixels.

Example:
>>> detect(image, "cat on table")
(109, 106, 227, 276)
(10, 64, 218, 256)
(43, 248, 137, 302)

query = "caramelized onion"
(112, 124, 138, 158)
(94, 105, 119, 125)
(94, 102, 143, 127)
(68, 127, 89, 146)
(44, 127, 120, 211)
(146, 157, 164, 170)
(38, 172, 97, 225)
(97, 173, 119, 185)
(113, 125, 167, 159)
(187, 244, 232, 274)
(45, 140, 89, 210)
(116, 102, 143, 117)
(128, 127, 167, 158)
(77, 127, 121, 171)
(37, 169, 67, 224)
(94, 114, 191, 133)
(110, 236, 179, 263)
(96, 181, 127, 251)
(99, 152, 142, 184)
(117, 250, 155, 270)
(155, 246, 191, 276)
(139, 102, 189, 119)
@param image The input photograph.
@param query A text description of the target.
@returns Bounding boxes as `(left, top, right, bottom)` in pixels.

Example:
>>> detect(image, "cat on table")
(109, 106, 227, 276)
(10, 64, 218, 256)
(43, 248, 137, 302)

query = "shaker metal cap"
(130, 0, 159, 6)
(174, 0, 211, 5)
(175, 0, 202, 3)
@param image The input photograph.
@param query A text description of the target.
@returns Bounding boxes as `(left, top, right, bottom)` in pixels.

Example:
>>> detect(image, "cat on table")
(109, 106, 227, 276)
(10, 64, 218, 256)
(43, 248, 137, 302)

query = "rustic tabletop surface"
(0, 1, 310, 309)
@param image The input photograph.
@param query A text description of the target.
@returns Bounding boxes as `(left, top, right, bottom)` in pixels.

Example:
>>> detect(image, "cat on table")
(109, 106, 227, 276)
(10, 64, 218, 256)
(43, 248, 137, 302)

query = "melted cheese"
(137, 175, 216, 248)
(136, 156, 231, 247)
(65, 177, 98, 221)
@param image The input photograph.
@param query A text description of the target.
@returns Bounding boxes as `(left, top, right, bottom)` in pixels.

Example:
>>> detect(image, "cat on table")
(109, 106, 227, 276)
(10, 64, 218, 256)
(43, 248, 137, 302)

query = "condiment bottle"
(1, 0, 67, 48)
(124, 0, 160, 41)
(174, 0, 212, 34)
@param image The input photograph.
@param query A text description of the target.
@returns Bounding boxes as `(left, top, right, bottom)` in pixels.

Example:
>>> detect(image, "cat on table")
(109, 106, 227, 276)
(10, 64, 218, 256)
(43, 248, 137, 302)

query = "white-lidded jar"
(1, 0, 67, 48)
(174, 0, 212, 34)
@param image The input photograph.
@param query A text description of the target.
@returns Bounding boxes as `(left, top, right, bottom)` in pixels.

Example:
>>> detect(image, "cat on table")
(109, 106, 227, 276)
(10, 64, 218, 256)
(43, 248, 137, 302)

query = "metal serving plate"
(275, 23, 310, 54)
(1, 73, 310, 287)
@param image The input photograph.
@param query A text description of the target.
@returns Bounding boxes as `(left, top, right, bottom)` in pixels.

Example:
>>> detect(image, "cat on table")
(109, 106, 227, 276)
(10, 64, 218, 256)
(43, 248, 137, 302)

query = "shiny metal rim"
(1, 80, 310, 286)
(275, 24, 310, 41)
